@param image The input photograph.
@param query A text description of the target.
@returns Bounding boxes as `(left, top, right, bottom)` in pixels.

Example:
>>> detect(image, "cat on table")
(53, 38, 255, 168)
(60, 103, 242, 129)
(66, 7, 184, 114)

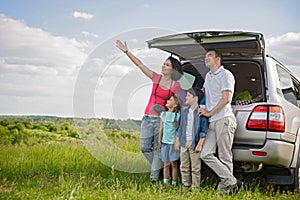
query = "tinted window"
(276, 65, 297, 106)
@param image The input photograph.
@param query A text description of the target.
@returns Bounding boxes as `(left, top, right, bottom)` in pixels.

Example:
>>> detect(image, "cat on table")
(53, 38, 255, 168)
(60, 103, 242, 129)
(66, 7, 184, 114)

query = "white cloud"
(1, 14, 299, 118)
(72, 11, 94, 20)
(0, 14, 88, 116)
(266, 32, 300, 78)
(82, 31, 99, 38)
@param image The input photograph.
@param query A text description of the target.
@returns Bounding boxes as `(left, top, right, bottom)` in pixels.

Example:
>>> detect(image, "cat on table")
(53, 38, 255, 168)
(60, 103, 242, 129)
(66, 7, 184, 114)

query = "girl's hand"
(158, 141, 162, 150)
(116, 40, 128, 53)
(174, 137, 180, 151)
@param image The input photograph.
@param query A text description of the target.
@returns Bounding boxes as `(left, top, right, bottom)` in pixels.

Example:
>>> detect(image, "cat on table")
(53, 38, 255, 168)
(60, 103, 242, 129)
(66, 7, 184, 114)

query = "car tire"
(290, 152, 300, 192)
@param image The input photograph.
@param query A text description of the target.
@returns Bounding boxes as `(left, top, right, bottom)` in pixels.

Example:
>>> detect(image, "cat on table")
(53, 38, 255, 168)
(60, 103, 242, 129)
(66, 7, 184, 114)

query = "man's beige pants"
(200, 116, 237, 193)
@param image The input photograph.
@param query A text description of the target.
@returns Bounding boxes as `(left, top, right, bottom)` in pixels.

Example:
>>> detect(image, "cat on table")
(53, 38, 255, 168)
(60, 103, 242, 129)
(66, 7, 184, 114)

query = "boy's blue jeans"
(140, 115, 163, 181)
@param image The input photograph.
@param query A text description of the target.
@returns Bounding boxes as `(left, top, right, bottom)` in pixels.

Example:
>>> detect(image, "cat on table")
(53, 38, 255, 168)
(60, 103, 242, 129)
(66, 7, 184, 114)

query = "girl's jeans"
(140, 115, 163, 181)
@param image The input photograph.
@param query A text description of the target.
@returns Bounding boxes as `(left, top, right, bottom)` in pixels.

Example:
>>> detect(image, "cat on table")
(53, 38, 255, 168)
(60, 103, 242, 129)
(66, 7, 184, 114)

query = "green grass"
(0, 142, 299, 199)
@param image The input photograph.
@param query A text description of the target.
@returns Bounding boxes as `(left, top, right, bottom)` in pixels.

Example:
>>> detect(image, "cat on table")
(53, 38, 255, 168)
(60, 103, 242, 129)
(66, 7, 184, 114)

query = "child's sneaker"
(172, 180, 177, 186)
(163, 179, 169, 185)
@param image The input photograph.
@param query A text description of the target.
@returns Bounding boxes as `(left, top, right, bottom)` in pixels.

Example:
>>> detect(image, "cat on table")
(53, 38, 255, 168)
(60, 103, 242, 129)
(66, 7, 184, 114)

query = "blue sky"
(2, 0, 300, 40)
(0, 0, 300, 118)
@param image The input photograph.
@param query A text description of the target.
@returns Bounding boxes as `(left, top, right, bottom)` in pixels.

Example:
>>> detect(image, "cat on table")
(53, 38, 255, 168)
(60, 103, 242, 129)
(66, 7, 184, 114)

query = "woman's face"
(161, 59, 173, 76)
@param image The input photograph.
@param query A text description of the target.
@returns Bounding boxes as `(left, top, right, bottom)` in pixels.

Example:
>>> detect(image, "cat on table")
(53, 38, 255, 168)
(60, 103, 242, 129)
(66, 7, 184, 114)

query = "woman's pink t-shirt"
(144, 72, 181, 116)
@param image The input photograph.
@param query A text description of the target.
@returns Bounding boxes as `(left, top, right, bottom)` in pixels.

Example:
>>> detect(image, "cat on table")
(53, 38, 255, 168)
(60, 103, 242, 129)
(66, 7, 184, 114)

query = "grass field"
(0, 141, 299, 200)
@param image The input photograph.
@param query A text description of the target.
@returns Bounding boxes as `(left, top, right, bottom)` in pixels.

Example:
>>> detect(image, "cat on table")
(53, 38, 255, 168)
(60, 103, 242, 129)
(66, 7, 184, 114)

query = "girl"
(158, 95, 181, 186)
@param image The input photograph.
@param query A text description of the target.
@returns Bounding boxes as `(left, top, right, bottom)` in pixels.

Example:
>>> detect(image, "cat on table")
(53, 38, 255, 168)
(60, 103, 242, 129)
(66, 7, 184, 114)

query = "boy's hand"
(194, 144, 202, 153)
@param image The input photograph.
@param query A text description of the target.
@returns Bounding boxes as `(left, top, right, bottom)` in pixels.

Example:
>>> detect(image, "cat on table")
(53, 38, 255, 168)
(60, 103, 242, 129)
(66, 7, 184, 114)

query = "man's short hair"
(206, 48, 222, 63)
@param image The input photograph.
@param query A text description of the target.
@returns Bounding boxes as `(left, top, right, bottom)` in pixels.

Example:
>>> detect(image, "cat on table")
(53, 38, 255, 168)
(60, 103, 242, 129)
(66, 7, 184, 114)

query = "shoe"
(171, 180, 177, 186)
(151, 179, 158, 184)
(182, 185, 191, 191)
(229, 180, 243, 194)
(163, 179, 169, 185)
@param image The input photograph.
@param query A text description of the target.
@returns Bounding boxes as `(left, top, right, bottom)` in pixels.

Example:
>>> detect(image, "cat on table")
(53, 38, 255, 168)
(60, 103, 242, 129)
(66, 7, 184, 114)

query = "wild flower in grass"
(111, 165, 115, 177)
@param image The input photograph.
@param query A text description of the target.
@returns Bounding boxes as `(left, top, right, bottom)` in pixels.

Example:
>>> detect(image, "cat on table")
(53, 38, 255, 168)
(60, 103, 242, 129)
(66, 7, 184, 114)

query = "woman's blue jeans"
(140, 115, 163, 181)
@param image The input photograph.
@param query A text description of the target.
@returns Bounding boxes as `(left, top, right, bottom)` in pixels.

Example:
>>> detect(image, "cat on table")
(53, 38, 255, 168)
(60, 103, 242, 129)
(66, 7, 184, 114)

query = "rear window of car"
(224, 61, 263, 104)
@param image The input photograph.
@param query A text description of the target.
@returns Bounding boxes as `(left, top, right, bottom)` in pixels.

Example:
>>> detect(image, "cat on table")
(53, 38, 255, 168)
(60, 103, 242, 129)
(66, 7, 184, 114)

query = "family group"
(115, 40, 243, 195)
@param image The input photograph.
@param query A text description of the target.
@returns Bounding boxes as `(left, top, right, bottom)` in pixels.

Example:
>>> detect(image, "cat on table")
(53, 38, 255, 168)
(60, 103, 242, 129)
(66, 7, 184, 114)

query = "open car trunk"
(147, 31, 265, 58)
(147, 31, 267, 146)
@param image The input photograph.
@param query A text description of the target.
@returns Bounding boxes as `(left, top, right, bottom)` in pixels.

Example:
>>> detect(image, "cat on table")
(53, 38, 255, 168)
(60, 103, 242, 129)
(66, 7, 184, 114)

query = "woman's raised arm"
(116, 40, 153, 79)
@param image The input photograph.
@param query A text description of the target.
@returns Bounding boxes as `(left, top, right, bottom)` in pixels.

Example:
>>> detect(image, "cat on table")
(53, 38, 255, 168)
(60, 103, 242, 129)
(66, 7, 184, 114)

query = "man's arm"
(199, 90, 232, 118)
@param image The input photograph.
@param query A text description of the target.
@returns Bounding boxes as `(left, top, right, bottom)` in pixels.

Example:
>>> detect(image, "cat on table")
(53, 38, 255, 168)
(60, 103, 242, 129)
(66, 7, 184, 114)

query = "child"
(158, 95, 181, 186)
(174, 87, 208, 189)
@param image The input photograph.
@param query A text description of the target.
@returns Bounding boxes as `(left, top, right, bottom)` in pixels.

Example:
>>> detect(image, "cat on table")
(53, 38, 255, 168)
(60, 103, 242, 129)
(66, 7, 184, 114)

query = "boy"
(175, 87, 208, 189)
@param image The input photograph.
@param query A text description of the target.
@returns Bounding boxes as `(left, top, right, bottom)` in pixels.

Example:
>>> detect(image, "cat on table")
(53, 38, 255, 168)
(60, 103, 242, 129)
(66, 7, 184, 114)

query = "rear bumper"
(232, 140, 294, 168)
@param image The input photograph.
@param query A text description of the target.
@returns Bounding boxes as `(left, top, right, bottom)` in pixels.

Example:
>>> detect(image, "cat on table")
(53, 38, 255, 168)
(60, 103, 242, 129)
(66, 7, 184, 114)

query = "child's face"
(166, 96, 177, 110)
(185, 92, 197, 106)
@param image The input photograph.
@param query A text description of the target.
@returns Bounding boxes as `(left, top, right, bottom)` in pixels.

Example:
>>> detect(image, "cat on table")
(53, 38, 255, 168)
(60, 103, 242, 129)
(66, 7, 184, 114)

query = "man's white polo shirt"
(203, 66, 235, 122)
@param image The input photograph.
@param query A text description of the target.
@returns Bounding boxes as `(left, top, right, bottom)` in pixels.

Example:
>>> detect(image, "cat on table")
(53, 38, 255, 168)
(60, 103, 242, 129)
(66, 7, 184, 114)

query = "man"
(199, 49, 243, 194)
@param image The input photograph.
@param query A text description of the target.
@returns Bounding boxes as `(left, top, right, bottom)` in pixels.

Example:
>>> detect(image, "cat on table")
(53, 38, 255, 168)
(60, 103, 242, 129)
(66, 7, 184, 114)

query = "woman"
(116, 40, 182, 182)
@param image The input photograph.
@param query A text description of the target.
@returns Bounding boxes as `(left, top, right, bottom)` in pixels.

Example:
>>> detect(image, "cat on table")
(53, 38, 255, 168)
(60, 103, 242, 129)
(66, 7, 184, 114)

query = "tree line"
(0, 116, 141, 145)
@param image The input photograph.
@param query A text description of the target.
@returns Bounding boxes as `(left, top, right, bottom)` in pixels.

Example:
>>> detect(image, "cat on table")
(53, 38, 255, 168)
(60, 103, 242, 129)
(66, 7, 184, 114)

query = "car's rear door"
(147, 31, 264, 58)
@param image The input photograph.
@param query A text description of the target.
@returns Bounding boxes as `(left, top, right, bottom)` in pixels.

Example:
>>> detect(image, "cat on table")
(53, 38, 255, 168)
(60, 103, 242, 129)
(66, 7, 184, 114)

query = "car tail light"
(246, 105, 285, 132)
(252, 151, 267, 156)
